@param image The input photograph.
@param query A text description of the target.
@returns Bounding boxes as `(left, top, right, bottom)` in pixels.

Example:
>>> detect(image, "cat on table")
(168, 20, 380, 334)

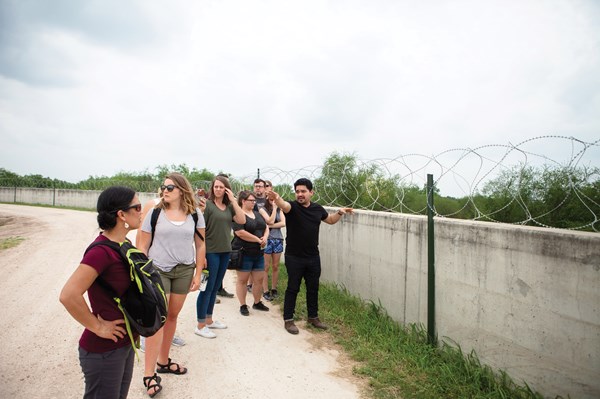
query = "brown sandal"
(143, 373, 162, 398)
(156, 357, 187, 375)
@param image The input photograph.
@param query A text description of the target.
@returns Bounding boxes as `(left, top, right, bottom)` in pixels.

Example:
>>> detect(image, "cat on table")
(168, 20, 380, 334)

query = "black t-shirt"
(284, 201, 328, 257)
(232, 210, 266, 256)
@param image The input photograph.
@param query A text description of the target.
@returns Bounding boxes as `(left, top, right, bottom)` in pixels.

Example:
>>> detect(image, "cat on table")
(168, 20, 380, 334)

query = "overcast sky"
(1, 0, 599, 187)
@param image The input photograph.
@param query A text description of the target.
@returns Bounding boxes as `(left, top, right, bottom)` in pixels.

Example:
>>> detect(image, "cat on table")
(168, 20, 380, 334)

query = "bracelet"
(337, 210, 343, 216)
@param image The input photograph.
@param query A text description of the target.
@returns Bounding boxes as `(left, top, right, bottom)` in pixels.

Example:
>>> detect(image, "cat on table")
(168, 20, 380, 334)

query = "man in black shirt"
(268, 178, 353, 335)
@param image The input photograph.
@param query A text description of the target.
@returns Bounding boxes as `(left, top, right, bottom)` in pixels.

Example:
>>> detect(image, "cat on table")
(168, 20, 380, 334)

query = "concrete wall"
(320, 209, 600, 399)
(0, 187, 157, 209)
(3, 189, 598, 398)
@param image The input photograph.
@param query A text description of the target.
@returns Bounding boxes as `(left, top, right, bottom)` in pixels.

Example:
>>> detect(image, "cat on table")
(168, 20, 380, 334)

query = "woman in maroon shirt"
(60, 186, 144, 399)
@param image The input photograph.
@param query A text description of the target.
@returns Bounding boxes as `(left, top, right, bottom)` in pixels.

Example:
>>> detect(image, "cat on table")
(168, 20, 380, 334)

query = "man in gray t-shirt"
(253, 178, 267, 210)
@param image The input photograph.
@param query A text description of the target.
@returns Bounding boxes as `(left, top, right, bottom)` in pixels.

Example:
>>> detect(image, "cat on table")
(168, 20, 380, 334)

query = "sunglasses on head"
(161, 184, 176, 192)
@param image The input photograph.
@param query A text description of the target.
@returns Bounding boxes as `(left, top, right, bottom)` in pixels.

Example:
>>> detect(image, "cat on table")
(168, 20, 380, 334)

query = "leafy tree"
(477, 164, 599, 231)
(314, 152, 421, 212)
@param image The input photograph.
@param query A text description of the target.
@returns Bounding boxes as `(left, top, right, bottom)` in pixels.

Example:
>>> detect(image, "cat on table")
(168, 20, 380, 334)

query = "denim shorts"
(264, 238, 283, 254)
(239, 253, 265, 272)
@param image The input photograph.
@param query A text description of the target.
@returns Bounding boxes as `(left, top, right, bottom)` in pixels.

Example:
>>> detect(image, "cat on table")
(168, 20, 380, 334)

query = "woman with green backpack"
(60, 186, 143, 399)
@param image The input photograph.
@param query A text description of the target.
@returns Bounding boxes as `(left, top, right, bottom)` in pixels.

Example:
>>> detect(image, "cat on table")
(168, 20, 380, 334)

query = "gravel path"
(0, 204, 365, 399)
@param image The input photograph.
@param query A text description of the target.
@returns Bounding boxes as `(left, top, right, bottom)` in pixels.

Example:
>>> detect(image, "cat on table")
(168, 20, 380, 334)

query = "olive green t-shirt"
(204, 200, 235, 253)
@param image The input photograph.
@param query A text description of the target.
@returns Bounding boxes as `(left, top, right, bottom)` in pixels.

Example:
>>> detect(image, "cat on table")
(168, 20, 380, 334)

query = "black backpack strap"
(85, 240, 128, 298)
(192, 211, 205, 242)
(150, 208, 161, 248)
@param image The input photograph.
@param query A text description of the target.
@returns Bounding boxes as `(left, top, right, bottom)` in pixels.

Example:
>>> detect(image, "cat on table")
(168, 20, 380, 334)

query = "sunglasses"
(115, 203, 142, 213)
(245, 198, 257, 202)
(160, 184, 176, 192)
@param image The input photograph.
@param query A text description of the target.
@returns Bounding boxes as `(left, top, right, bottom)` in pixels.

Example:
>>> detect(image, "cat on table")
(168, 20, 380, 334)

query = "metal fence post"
(427, 174, 436, 345)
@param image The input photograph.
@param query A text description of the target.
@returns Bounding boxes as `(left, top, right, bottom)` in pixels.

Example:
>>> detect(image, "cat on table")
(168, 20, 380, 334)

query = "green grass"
(0, 236, 25, 250)
(270, 266, 566, 399)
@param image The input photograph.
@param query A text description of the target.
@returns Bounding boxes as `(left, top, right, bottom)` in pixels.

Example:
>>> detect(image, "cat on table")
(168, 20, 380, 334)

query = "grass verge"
(0, 236, 25, 250)
(271, 266, 566, 399)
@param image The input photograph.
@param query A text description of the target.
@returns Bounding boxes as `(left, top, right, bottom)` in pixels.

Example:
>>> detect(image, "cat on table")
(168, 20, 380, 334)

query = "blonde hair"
(159, 172, 197, 215)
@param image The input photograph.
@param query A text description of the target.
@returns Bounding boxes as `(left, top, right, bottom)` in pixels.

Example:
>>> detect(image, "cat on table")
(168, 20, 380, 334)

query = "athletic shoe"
(217, 288, 234, 298)
(246, 284, 252, 293)
(240, 304, 250, 316)
(252, 301, 269, 311)
(139, 336, 146, 352)
(172, 336, 186, 346)
(263, 291, 273, 301)
(207, 320, 227, 329)
(194, 326, 217, 339)
(270, 288, 279, 299)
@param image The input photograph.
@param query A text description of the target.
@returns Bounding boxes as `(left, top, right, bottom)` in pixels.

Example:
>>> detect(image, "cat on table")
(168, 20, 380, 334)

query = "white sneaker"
(172, 336, 186, 346)
(207, 320, 227, 329)
(139, 336, 145, 352)
(194, 326, 217, 339)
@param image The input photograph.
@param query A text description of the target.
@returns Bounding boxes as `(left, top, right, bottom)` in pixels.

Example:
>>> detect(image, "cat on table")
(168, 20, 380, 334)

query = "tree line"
(1, 154, 598, 231)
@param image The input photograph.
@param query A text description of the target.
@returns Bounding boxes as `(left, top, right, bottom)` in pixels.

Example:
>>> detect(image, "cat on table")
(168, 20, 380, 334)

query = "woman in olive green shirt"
(194, 176, 245, 339)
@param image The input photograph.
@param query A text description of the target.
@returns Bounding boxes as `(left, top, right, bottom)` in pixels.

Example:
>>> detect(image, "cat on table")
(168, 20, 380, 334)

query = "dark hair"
(294, 178, 313, 191)
(237, 190, 255, 207)
(96, 186, 136, 230)
(264, 198, 273, 214)
(210, 175, 233, 205)
(253, 178, 265, 186)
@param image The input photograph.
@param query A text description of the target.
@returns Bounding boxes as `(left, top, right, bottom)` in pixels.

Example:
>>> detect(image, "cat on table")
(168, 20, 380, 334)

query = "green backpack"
(86, 240, 168, 349)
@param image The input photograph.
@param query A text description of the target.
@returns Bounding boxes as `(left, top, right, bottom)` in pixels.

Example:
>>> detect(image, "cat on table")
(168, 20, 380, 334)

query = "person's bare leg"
(236, 271, 250, 306)
(157, 293, 187, 371)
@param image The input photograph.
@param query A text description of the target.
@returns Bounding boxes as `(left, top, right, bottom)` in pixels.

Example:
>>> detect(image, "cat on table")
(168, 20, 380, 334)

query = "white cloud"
(0, 0, 598, 187)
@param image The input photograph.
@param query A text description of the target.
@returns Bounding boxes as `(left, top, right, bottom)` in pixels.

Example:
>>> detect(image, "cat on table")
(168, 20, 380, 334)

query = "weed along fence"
(2, 187, 599, 398)
(319, 209, 600, 399)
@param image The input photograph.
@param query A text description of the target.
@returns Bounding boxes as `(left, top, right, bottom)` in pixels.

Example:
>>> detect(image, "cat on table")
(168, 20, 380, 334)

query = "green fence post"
(427, 174, 436, 345)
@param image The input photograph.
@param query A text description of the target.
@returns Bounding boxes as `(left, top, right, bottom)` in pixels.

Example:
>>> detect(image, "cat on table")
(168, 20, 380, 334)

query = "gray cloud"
(0, 0, 158, 86)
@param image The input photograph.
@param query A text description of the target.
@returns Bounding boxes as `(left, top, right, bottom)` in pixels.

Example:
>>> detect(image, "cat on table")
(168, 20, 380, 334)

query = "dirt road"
(0, 204, 365, 399)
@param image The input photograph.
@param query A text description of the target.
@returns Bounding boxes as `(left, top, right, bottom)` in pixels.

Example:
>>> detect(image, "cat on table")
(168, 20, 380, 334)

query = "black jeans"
(283, 254, 321, 320)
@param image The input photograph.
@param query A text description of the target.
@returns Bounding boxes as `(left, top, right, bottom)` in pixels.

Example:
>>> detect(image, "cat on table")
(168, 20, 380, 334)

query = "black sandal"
(143, 373, 162, 398)
(156, 357, 188, 375)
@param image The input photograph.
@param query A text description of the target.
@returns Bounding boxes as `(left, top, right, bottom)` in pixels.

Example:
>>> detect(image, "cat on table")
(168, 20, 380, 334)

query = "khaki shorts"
(159, 264, 195, 295)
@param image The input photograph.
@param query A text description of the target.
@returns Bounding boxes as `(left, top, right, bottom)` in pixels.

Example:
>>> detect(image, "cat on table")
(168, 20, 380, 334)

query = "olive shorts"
(159, 264, 195, 295)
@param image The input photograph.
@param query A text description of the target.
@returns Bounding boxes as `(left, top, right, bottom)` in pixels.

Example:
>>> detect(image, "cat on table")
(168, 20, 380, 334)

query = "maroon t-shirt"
(78, 234, 138, 353)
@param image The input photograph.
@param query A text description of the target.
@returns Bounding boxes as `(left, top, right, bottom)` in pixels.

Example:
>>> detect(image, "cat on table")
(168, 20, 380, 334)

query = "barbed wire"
(239, 136, 600, 232)
(1, 136, 598, 231)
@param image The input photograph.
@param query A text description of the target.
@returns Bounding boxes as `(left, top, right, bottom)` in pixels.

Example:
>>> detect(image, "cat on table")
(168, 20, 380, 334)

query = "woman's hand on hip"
(94, 315, 126, 342)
